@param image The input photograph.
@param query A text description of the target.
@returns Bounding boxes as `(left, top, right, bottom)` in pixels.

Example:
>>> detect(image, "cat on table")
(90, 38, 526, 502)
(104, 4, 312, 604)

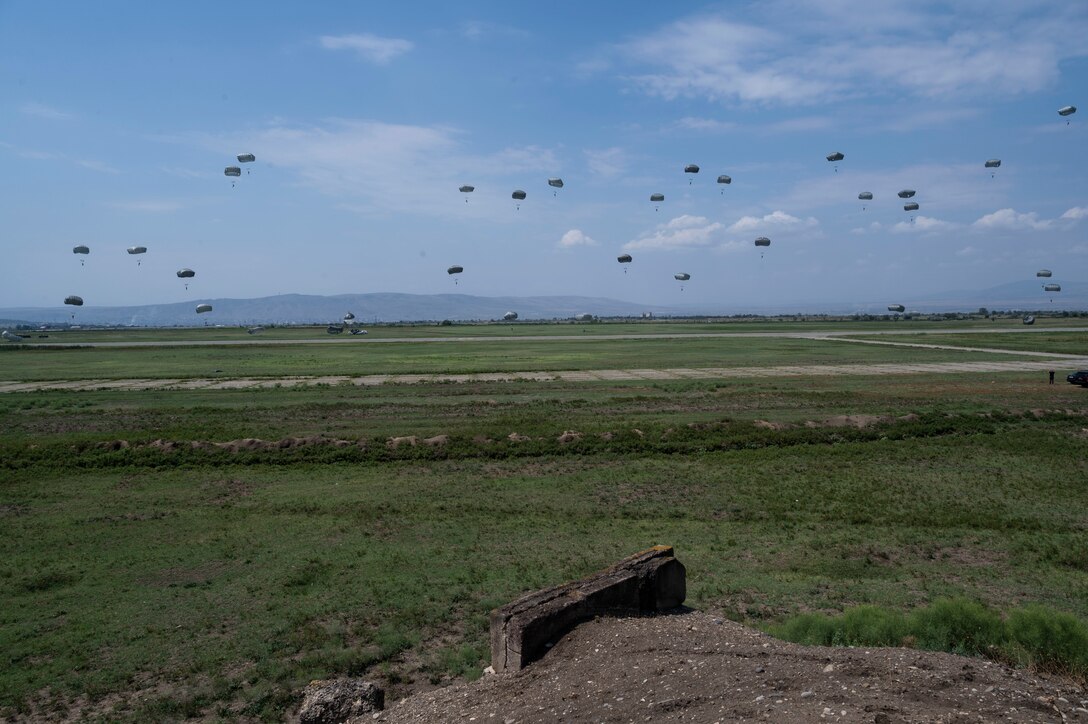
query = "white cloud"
(851, 221, 883, 235)
(891, 216, 959, 233)
(615, 6, 1088, 105)
(19, 102, 72, 120)
(1061, 206, 1088, 220)
(956, 245, 977, 257)
(728, 210, 817, 234)
(972, 208, 1052, 231)
(319, 33, 413, 64)
(584, 147, 628, 178)
(191, 119, 559, 216)
(673, 117, 736, 133)
(558, 229, 598, 248)
(625, 215, 723, 251)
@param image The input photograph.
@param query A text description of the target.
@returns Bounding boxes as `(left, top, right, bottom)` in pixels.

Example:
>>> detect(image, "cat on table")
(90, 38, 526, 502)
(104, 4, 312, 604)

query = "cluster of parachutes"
(224, 153, 256, 187)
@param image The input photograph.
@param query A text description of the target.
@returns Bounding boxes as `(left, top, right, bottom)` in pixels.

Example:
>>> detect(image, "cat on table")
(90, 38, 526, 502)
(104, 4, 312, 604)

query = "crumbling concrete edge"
(489, 545, 686, 673)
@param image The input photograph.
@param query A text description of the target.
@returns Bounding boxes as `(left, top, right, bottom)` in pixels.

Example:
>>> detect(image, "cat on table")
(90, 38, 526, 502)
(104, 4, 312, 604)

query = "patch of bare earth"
(375, 612, 1087, 724)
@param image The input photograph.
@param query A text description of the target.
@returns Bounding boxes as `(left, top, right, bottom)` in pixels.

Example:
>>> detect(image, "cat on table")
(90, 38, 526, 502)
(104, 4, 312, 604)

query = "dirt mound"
(375, 612, 1086, 723)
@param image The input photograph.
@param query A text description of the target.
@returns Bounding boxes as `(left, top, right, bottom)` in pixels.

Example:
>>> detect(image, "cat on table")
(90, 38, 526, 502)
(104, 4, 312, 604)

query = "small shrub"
(908, 598, 1003, 655)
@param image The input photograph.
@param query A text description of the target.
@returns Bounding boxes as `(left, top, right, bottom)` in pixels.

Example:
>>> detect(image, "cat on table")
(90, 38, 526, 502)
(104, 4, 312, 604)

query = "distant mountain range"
(0, 282, 1084, 328)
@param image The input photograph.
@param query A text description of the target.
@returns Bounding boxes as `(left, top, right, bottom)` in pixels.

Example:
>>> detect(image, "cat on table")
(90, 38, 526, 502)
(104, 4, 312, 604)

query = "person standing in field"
(1049, 370, 1055, 384)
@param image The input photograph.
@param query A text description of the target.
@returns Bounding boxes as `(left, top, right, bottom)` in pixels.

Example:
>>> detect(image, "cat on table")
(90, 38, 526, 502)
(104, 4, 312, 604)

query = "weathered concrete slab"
(489, 545, 686, 673)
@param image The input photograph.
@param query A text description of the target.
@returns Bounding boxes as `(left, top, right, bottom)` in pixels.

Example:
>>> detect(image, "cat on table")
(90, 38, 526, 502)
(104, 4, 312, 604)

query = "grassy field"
(0, 334, 1064, 382)
(847, 331, 1088, 357)
(2, 323, 1087, 721)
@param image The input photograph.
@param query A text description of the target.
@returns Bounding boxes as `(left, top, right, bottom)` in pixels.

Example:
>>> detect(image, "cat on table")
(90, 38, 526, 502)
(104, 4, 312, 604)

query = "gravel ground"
(374, 612, 1087, 723)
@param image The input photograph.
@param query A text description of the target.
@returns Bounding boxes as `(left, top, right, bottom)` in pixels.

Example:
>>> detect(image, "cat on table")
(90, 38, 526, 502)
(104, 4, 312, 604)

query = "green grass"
(847, 331, 1088, 356)
(2, 332, 1088, 720)
(772, 598, 1088, 681)
(0, 335, 1051, 381)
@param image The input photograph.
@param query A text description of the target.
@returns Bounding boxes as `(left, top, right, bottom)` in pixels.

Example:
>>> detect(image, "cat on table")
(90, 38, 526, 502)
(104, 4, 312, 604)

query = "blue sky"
(2, 0, 1086, 310)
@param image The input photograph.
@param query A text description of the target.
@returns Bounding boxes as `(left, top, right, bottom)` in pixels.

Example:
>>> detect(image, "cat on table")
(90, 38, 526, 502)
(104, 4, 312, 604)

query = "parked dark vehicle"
(1067, 370, 1088, 386)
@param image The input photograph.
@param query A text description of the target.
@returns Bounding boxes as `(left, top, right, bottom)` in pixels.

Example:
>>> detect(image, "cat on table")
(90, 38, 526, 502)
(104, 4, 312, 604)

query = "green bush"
(908, 598, 1004, 655)
(1006, 605, 1088, 677)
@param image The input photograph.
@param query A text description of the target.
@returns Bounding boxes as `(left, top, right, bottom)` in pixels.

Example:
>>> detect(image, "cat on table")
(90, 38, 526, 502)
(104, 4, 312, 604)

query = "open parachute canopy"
(503, 311, 518, 321)
(547, 178, 564, 189)
(898, 189, 916, 199)
(674, 273, 691, 281)
(684, 164, 700, 174)
(176, 268, 195, 278)
(224, 167, 241, 177)
(754, 237, 771, 247)
(858, 192, 873, 201)
(617, 254, 632, 263)
(1037, 269, 1053, 278)
(64, 295, 84, 306)
(904, 202, 920, 211)
(126, 246, 147, 255)
(1044, 283, 1062, 292)
(447, 265, 463, 275)
(826, 152, 844, 162)
(717, 175, 732, 185)
(195, 304, 213, 314)
(73, 245, 90, 255)
(650, 193, 664, 202)
(237, 153, 255, 163)
(888, 304, 906, 313)
(984, 159, 1001, 168)
(511, 190, 526, 200)
(458, 185, 474, 193)
(1058, 105, 1077, 117)
(1023, 316, 1035, 325)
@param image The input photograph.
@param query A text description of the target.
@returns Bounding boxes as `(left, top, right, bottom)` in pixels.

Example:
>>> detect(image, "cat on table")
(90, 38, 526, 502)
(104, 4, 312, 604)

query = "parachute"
(512, 189, 526, 210)
(674, 272, 690, 291)
(177, 267, 195, 290)
(754, 236, 770, 260)
(350, 329, 368, 335)
(247, 326, 264, 335)
(717, 175, 731, 194)
(64, 295, 83, 306)
(2, 330, 25, 343)
(503, 311, 518, 321)
(1059, 105, 1076, 124)
(1023, 316, 1035, 325)
(887, 304, 906, 313)
(985, 158, 1001, 179)
(1044, 283, 1061, 292)
(897, 189, 916, 199)
(459, 185, 474, 203)
(127, 245, 147, 266)
(858, 191, 873, 210)
(447, 265, 463, 284)
(73, 245, 89, 266)
(548, 178, 564, 197)
(196, 304, 213, 314)
(344, 312, 356, 321)
(684, 164, 699, 184)
(826, 151, 844, 172)
(903, 202, 920, 211)
(326, 325, 343, 334)
(650, 193, 664, 211)
(237, 153, 255, 163)
(1037, 269, 1052, 278)
(617, 254, 632, 263)
(225, 166, 241, 187)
